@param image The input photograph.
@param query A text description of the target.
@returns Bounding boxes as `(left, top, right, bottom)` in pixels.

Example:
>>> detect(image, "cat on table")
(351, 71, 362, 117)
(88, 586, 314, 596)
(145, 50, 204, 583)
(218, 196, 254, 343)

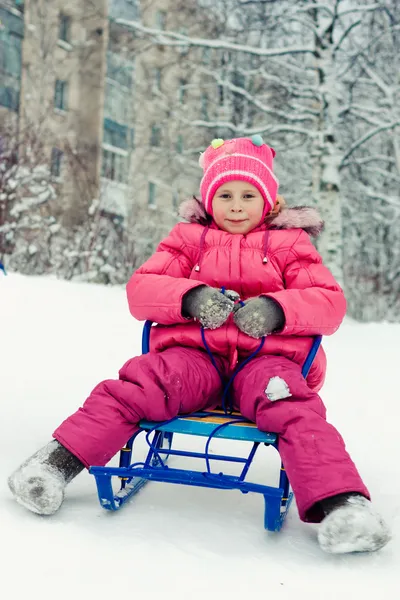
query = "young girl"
(8, 136, 390, 554)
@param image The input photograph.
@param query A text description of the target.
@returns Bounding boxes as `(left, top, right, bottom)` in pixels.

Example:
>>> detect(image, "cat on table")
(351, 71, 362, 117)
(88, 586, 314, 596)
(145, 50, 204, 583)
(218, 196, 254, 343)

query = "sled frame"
(90, 321, 322, 532)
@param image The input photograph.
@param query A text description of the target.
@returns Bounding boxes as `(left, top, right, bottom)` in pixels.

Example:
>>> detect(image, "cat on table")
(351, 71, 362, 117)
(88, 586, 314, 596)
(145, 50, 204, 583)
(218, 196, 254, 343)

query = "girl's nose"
(231, 197, 243, 211)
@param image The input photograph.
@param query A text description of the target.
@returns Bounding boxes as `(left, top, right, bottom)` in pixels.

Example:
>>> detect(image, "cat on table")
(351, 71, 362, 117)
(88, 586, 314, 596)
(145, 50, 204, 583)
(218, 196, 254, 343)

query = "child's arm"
(265, 230, 346, 336)
(126, 224, 204, 324)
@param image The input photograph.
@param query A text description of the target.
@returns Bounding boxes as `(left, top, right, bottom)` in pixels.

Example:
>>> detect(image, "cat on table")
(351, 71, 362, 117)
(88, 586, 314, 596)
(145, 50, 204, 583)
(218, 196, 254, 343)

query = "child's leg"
(54, 346, 225, 468)
(9, 346, 225, 514)
(232, 355, 369, 523)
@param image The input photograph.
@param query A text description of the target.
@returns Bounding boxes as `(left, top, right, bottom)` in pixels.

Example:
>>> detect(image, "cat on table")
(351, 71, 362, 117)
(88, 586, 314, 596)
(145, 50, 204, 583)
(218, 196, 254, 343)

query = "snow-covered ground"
(1, 272, 399, 599)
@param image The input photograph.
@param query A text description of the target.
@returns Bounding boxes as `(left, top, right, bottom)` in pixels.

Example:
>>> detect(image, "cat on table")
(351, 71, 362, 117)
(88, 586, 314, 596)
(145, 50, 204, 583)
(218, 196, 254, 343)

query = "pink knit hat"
(199, 136, 279, 218)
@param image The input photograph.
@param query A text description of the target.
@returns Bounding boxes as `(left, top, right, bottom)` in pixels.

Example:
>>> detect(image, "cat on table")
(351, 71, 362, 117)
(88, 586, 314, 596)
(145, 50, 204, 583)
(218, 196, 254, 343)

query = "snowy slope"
(1, 273, 399, 599)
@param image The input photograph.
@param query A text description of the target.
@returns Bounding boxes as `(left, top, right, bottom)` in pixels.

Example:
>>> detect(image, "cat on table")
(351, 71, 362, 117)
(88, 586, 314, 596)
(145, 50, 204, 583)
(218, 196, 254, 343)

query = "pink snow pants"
(53, 347, 369, 522)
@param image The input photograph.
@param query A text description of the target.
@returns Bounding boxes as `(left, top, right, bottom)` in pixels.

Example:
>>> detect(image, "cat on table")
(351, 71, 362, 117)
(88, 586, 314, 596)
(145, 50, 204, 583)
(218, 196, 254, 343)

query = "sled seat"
(90, 321, 322, 532)
(140, 409, 276, 444)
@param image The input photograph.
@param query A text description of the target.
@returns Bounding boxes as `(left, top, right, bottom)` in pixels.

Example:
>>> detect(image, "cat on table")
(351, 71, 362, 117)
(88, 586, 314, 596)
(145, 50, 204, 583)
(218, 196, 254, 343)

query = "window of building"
(232, 70, 246, 123)
(155, 10, 166, 30)
(201, 93, 208, 121)
(1, 31, 22, 78)
(221, 50, 231, 67)
(104, 80, 130, 124)
(129, 127, 135, 149)
(0, 29, 22, 81)
(54, 79, 68, 111)
(178, 27, 189, 55)
(176, 135, 183, 154)
(109, 0, 139, 21)
(218, 84, 225, 106)
(148, 182, 156, 207)
(202, 47, 211, 65)
(106, 51, 134, 90)
(150, 125, 161, 147)
(104, 52, 135, 123)
(0, 9, 23, 112)
(232, 70, 245, 89)
(0, 86, 19, 111)
(102, 119, 130, 184)
(179, 79, 187, 104)
(101, 148, 129, 184)
(50, 148, 63, 177)
(59, 13, 71, 43)
(103, 118, 129, 149)
(153, 68, 162, 92)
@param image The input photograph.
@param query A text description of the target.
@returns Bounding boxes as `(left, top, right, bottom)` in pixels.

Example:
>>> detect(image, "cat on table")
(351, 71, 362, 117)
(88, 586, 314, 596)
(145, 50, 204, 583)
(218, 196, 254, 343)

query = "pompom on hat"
(199, 136, 279, 219)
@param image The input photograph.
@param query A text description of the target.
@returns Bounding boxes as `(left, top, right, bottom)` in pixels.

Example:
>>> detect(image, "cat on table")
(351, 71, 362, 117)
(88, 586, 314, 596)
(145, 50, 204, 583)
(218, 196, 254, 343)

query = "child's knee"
(237, 356, 313, 401)
(118, 355, 142, 381)
(264, 375, 293, 401)
(118, 353, 164, 385)
(236, 356, 326, 421)
(264, 369, 314, 404)
(263, 368, 325, 417)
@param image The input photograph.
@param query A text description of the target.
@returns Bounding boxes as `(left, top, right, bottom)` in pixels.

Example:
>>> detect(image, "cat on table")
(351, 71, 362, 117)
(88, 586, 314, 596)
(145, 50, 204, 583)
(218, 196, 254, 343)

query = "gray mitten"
(182, 286, 239, 329)
(233, 296, 285, 338)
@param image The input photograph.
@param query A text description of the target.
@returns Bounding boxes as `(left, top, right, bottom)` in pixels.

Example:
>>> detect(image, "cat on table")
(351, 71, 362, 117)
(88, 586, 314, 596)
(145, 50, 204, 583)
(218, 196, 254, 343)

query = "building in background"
(0, 0, 212, 229)
(102, 0, 210, 223)
(1, 0, 109, 228)
(0, 1, 23, 114)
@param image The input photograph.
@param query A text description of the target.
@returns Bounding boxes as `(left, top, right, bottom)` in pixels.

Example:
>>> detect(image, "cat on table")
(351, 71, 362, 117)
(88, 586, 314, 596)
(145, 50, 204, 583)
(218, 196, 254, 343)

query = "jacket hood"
(179, 196, 324, 237)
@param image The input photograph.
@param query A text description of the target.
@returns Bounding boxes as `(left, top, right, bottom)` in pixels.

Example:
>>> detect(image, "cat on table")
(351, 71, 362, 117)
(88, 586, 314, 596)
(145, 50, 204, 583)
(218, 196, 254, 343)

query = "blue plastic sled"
(90, 322, 322, 531)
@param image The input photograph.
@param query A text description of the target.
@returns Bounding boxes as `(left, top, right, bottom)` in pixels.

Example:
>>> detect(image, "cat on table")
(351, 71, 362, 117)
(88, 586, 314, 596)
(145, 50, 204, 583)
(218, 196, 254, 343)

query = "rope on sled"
(200, 326, 265, 414)
(142, 291, 266, 477)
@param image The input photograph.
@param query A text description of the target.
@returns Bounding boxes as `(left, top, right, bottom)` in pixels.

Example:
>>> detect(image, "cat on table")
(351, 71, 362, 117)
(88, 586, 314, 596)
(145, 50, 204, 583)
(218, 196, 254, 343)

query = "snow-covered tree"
(339, 0, 400, 320)
(0, 119, 172, 282)
(118, 0, 400, 318)
(3, 0, 399, 322)
(0, 123, 58, 268)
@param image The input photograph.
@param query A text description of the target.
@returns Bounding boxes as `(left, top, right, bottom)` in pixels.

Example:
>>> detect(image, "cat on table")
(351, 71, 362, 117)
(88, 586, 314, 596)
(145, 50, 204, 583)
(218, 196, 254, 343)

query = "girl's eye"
(220, 194, 231, 199)
(243, 194, 255, 199)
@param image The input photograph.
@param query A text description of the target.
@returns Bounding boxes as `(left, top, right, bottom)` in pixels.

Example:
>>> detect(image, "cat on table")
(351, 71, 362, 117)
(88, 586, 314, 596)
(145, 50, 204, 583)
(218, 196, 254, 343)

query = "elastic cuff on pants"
(52, 433, 90, 469)
(302, 487, 371, 523)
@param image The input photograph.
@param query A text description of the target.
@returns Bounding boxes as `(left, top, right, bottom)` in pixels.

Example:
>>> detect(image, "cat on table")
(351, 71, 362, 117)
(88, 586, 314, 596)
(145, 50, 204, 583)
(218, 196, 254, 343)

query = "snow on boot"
(318, 494, 391, 554)
(8, 440, 84, 515)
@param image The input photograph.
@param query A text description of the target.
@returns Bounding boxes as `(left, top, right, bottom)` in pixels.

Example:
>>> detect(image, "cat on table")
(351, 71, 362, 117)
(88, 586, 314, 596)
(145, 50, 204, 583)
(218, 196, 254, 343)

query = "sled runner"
(90, 321, 322, 531)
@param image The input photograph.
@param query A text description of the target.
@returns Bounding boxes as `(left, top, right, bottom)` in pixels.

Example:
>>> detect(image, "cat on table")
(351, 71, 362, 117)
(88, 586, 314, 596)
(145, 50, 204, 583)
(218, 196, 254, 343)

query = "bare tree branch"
(115, 20, 316, 57)
(340, 121, 400, 167)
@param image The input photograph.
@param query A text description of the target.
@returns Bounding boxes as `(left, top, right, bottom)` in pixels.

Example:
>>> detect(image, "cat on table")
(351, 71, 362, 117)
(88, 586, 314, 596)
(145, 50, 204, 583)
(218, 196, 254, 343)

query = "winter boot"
(8, 440, 84, 515)
(318, 493, 391, 554)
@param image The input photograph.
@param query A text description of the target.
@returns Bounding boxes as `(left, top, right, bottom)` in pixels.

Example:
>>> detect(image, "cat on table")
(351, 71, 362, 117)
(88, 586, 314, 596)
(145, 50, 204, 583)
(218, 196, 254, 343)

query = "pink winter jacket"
(126, 199, 346, 392)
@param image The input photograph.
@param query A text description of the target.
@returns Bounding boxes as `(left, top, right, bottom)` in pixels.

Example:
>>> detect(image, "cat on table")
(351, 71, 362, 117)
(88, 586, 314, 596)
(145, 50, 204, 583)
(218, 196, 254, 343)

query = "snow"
(1, 272, 399, 599)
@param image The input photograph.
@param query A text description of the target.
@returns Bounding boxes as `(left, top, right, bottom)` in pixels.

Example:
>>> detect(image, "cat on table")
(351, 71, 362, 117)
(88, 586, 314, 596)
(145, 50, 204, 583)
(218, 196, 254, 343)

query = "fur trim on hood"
(179, 196, 324, 237)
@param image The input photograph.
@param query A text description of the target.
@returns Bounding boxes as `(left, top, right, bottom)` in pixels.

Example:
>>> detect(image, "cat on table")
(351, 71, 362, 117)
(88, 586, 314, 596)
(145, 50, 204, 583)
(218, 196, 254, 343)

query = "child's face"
(211, 181, 265, 234)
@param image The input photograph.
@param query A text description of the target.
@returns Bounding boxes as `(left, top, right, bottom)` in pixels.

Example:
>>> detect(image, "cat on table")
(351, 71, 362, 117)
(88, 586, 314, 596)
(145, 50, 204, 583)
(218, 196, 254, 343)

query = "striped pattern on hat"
(199, 137, 279, 217)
